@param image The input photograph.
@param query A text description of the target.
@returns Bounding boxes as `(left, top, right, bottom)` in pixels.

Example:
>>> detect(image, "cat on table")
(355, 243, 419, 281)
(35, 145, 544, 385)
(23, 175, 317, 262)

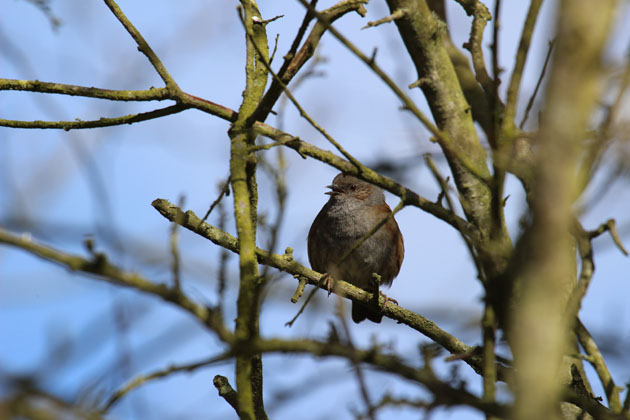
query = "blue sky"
(1, 1, 629, 419)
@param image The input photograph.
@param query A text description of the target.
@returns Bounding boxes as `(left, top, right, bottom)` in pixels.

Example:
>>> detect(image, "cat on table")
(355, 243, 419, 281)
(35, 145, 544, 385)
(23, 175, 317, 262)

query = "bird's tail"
(351, 301, 383, 323)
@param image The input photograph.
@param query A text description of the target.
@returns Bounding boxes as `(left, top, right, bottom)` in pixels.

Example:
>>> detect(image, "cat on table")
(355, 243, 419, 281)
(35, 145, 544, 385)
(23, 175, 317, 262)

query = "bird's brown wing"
(307, 206, 330, 274)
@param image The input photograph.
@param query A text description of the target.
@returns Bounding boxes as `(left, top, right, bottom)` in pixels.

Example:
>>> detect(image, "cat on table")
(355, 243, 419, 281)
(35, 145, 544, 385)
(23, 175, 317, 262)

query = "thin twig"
(202, 177, 231, 223)
(567, 220, 597, 318)
(424, 155, 485, 283)
(0, 78, 170, 100)
(170, 195, 185, 290)
(3, 70, 479, 241)
(252, 123, 482, 238)
(503, 0, 543, 132)
(255, 14, 284, 25)
(482, 305, 498, 416)
(576, 320, 622, 411)
(258, 154, 288, 284)
(285, 284, 320, 327)
(290, 277, 308, 303)
(589, 219, 629, 256)
(568, 218, 627, 331)
(295, 0, 493, 185)
(371, 394, 431, 411)
(0, 104, 187, 130)
(0, 77, 237, 127)
(103, 352, 231, 410)
(217, 200, 231, 317)
(577, 62, 630, 197)
(285, 0, 319, 64)
(269, 33, 280, 64)
(490, 0, 502, 149)
(337, 200, 405, 268)
(362, 8, 406, 29)
(338, 311, 376, 420)
(251, 338, 513, 418)
(460, 1, 495, 109)
(152, 199, 517, 390)
(151, 199, 479, 363)
(103, 0, 179, 89)
(7, 75, 477, 242)
(488, 0, 508, 247)
(239, 12, 364, 170)
(519, 39, 554, 129)
(250, 136, 301, 152)
(213, 375, 240, 415)
(251, 0, 367, 123)
(0, 226, 233, 342)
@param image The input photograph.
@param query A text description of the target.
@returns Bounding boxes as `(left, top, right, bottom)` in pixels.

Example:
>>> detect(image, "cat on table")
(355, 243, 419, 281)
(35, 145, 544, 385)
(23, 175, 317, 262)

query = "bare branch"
(170, 195, 185, 290)
(252, 0, 368, 123)
(0, 104, 187, 130)
(460, 0, 495, 107)
(103, 0, 180, 90)
(296, 0, 493, 185)
(213, 375, 240, 415)
(289, 276, 307, 303)
(362, 8, 406, 29)
(150, 199, 487, 369)
(0, 226, 233, 343)
(202, 176, 231, 222)
(240, 17, 365, 170)
(250, 338, 511, 417)
(251, 123, 480, 239)
(503, 0, 544, 133)
(104, 352, 231, 410)
(0, 78, 170, 101)
(285, 282, 319, 327)
(232, 1, 270, 417)
(519, 39, 554, 129)
(338, 315, 376, 420)
(588, 218, 628, 255)
(576, 320, 622, 411)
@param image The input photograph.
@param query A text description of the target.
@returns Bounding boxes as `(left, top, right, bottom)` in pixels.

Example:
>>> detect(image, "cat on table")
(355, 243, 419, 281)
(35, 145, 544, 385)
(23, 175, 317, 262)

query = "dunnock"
(308, 173, 404, 323)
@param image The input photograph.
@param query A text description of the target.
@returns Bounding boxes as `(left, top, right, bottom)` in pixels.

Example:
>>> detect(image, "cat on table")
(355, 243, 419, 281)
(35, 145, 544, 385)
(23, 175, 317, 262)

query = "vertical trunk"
(511, 2, 618, 419)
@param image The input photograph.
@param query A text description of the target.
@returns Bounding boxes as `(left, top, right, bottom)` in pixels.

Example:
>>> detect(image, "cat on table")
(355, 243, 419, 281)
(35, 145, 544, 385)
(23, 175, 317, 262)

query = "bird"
(307, 173, 404, 323)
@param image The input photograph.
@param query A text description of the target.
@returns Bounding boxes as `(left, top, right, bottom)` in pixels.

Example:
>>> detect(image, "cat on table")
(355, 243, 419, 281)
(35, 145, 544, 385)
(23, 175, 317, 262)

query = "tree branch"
(0, 78, 170, 101)
(250, 338, 510, 417)
(511, 2, 619, 418)
(295, 0, 492, 185)
(251, 123, 480, 239)
(231, 2, 270, 418)
(503, 0, 543, 135)
(213, 375, 240, 416)
(150, 199, 493, 372)
(576, 320, 622, 412)
(103, 0, 180, 91)
(104, 352, 232, 411)
(0, 104, 187, 130)
(0, 227, 233, 342)
(519, 39, 554, 129)
(251, 0, 368, 124)
(460, 0, 496, 110)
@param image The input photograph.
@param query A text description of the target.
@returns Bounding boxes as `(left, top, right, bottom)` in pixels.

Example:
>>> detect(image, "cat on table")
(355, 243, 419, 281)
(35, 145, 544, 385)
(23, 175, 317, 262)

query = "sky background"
(1, 1, 629, 419)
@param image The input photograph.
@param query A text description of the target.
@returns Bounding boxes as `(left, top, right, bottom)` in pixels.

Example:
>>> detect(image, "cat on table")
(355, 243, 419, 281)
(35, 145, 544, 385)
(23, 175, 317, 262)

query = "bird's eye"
(349, 184, 357, 191)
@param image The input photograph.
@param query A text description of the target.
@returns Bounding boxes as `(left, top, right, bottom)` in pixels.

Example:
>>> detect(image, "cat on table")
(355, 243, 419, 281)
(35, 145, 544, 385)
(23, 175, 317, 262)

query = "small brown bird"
(307, 173, 404, 323)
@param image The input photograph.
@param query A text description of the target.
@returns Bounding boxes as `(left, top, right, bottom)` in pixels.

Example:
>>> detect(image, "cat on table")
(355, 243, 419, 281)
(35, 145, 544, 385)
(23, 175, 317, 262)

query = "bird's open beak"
(325, 184, 342, 195)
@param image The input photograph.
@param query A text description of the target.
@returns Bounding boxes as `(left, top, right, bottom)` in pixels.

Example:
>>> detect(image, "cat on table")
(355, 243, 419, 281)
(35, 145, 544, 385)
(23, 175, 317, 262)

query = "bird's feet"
(319, 273, 335, 296)
(379, 291, 398, 307)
